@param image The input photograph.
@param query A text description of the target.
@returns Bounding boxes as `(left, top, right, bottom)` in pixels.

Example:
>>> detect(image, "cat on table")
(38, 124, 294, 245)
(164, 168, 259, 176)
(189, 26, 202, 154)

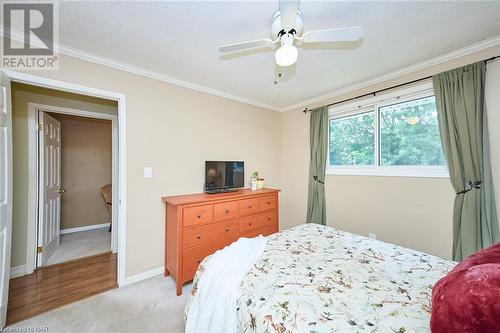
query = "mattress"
(187, 223, 455, 333)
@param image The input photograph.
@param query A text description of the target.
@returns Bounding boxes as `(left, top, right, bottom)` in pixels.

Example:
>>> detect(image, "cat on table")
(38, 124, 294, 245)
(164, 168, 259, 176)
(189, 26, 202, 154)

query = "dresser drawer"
(259, 195, 276, 212)
(239, 211, 277, 234)
(183, 219, 238, 248)
(241, 225, 277, 238)
(183, 204, 213, 227)
(256, 210, 277, 228)
(263, 225, 278, 236)
(239, 216, 256, 233)
(183, 237, 237, 281)
(238, 198, 259, 216)
(239, 215, 268, 233)
(214, 201, 238, 221)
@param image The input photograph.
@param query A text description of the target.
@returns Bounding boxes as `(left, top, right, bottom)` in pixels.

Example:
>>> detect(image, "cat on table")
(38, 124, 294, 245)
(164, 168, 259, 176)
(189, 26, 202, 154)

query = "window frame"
(327, 80, 449, 178)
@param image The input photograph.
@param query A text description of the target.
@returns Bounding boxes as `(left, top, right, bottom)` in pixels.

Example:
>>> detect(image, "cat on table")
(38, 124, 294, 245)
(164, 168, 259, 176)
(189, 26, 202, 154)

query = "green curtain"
(306, 106, 328, 225)
(433, 61, 500, 261)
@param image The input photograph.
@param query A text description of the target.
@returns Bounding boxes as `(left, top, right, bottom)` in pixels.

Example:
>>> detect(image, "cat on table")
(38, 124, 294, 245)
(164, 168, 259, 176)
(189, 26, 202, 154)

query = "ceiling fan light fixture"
(275, 44, 298, 67)
(218, 1, 365, 73)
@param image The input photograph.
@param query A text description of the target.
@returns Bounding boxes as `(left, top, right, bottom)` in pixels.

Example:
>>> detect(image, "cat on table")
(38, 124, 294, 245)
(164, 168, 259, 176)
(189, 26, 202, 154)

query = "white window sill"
(326, 166, 450, 178)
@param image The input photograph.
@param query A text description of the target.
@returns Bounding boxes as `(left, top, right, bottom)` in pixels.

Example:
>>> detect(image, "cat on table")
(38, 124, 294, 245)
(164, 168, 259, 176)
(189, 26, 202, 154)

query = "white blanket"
(185, 236, 267, 333)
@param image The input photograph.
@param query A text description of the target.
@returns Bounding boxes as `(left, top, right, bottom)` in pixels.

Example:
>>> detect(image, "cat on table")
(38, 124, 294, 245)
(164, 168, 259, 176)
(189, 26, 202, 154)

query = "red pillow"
(450, 242, 500, 274)
(430, 242, 500, 333)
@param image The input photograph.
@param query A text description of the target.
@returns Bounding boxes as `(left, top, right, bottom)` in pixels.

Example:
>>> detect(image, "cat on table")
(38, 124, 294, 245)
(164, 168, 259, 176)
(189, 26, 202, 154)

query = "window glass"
(329, 111, 375, 166)
(379, 96, 445, 166)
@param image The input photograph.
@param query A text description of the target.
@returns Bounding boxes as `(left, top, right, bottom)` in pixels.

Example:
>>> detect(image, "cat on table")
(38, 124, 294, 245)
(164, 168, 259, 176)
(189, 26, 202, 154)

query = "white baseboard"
(10, 265, 26, 279)
(120, 266, 164, 287)
(61, 222, 111, 235)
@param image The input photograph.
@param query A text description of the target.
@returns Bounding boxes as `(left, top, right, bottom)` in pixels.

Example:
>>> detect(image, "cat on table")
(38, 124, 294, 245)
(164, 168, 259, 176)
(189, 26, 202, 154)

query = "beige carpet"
(6, 275, 190, 333)
(45, 228, 111, 266)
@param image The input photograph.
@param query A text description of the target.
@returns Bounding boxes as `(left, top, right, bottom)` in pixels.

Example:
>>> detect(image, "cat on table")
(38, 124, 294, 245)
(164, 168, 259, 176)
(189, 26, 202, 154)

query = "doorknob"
(57, 189, 66, 194)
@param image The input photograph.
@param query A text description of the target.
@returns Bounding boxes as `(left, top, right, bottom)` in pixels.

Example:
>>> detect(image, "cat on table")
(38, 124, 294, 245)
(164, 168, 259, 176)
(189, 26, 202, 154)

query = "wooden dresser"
(162, 188, 280, 295)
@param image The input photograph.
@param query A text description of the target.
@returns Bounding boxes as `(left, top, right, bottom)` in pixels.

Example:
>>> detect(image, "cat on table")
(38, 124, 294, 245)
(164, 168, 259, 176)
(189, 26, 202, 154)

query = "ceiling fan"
(218, 0, 364, 67)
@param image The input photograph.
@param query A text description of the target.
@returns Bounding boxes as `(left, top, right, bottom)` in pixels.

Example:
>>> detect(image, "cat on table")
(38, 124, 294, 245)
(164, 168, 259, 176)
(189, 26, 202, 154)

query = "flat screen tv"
(205, 161, 244, 193)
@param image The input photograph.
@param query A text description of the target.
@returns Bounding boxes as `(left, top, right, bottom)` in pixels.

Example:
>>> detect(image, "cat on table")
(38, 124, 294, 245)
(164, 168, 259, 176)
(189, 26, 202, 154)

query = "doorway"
(36, 111, 115, 267)
(6, 82, 121, 325)
(0, 70, 127, 330)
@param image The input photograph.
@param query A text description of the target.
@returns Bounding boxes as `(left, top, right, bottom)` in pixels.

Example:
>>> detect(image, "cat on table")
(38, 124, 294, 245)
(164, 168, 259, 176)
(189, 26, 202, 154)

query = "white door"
(0, 72, 13, 329)
(37, 112, 61, 266)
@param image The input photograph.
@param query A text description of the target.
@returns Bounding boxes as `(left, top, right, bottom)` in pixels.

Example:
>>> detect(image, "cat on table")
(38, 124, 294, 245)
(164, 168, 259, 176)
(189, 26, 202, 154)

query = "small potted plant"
(251, 171, 259, 190)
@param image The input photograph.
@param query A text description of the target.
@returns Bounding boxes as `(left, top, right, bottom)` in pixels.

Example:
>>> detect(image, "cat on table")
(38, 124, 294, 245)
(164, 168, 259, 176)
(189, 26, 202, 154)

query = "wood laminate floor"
(6, 252, 117, 325)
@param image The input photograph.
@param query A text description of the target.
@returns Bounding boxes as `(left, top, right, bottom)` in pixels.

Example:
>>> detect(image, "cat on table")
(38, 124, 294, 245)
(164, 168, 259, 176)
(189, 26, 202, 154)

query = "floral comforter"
(187, 224, 455, 333)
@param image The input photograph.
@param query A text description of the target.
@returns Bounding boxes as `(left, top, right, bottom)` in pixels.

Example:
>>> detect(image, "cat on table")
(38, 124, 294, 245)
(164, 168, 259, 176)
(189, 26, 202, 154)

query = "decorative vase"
(251, 177, 258, 191)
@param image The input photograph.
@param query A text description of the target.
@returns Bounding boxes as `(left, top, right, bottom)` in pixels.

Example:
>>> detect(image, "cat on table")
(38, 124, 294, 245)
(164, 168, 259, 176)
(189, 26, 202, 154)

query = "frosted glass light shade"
(275, 44, 298, 67)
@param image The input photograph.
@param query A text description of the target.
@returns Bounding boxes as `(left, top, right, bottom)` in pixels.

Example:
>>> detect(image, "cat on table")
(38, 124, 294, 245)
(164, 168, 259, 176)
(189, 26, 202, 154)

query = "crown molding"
(1, 28, 283, 112)
(57, 43, 285, 111)
(282, 34, 500, 112)
(2, 27, 499, 113)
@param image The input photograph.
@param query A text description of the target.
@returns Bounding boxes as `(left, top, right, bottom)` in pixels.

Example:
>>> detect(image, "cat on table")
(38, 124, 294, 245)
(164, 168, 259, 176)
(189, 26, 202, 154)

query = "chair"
(100, 184, 112, 232)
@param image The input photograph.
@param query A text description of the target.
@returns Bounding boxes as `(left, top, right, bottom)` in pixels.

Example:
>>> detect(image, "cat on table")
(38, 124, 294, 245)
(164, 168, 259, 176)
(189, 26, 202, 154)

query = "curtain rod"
(303, 55, 500, 114)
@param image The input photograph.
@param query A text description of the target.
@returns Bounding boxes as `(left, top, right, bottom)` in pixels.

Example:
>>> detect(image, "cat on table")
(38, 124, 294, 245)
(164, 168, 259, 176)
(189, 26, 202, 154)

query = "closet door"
(38, 112, 62, 266)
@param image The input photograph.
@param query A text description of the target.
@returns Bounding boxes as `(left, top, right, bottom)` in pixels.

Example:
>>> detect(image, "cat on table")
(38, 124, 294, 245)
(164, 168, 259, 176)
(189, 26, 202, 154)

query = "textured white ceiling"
(58, 1, 500, 110)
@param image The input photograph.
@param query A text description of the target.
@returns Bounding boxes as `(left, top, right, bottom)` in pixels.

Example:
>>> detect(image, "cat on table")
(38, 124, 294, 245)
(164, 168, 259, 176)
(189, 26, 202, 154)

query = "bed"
(186, 223, 455, 333)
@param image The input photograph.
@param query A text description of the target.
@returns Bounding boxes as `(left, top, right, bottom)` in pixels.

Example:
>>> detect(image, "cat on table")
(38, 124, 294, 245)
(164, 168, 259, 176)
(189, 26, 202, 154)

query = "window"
(327, 82, 448, 177)
(330, 111, 375, 166)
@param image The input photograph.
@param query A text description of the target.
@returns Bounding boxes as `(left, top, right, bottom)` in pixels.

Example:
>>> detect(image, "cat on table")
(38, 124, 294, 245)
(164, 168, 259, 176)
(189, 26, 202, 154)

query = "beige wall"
(11, 83, 118, 267)
(50, 113, 112, 230)
(325, 176, 454, 258)
(281, 45, 500, 260)
(13, 54, 282, 277)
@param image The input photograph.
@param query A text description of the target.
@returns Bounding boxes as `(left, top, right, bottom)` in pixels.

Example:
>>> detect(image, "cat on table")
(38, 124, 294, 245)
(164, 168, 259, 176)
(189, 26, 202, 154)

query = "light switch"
(144, 167, 153, 178)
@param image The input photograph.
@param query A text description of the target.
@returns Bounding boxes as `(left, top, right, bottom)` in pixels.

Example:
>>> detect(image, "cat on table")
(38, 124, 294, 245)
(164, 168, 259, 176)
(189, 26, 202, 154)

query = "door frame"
(0, 68, 13, 330)
(3, 69, 127, 287)
(28, 104, 119, 269)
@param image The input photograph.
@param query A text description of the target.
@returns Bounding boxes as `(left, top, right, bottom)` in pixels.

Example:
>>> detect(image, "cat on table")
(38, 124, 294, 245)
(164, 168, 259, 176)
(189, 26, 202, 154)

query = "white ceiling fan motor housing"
(271, 9, 304, 39)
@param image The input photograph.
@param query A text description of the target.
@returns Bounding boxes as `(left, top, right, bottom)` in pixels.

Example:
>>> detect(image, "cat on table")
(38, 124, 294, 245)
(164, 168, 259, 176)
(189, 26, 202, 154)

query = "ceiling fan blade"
(279, 0, 300, 29)
(219, 39, 275, 53)
(302, 26, 364, 43)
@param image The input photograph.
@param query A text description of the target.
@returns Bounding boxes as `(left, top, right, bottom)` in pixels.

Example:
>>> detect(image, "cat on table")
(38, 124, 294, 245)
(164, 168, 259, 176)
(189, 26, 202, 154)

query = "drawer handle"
(267, 202, 271, 205)
(248, 222, 252, 226)
(225, 227, 229, 232)
(196, 213, 202, 218)
(268, 217, 271, 221)
(197, 258, 201, 263)
(225, 209, 230, 214)
(248, 205, 252, 209)
(196, 235, 201, 239)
